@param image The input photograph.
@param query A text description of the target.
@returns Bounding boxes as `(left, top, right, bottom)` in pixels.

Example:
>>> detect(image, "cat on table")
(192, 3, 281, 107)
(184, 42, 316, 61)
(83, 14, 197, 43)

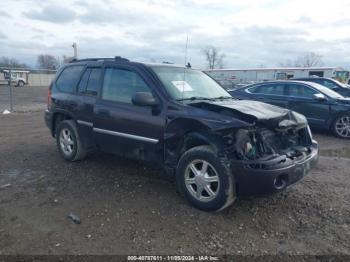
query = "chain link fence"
(0, 67, 56, 113)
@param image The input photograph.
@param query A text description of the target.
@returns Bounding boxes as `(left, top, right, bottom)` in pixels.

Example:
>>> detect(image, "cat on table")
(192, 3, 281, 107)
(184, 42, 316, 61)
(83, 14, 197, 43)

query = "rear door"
(75, 67, 102, 149)
(246, 83, 288, 108)
(52, 65, 85, 115)
(93, 65, 165, 162)
(286, 83, 331, 127)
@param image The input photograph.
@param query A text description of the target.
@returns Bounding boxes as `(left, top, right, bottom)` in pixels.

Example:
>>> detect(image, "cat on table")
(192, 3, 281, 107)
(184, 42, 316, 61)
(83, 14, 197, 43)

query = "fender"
(51, 109, 76, 136)
(164, 117, 227, 170)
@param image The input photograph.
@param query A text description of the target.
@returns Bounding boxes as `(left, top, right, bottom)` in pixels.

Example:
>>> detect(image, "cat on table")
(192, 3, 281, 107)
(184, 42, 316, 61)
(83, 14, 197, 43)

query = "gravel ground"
(0, 87, 349, 256)
(0, 85, 47, 112)
(0, 111, 349, 256)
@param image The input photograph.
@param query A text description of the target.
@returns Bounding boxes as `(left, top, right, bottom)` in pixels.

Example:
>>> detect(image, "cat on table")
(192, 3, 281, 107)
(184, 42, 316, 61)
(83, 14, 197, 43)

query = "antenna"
(72, 42, 78, 59)
(184, 35, 189, 66)
(181, 35, 189, 102)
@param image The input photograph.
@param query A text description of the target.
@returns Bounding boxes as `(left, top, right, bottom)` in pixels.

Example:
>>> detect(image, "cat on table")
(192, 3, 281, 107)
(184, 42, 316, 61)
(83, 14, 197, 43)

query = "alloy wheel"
(59, 128, 75, 156)
(335, 116, 350, 138)
(184, 159, 220, 202)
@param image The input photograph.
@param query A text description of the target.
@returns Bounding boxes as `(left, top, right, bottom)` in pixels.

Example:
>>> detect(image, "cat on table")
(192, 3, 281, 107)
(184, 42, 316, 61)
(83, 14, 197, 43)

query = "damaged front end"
(188, 100, 319, 195)
(223, 122, 318, 195)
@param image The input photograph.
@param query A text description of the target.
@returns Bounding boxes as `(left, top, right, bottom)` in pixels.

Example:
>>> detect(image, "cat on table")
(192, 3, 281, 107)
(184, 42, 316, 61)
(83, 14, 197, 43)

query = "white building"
(205, 67, 349, 89)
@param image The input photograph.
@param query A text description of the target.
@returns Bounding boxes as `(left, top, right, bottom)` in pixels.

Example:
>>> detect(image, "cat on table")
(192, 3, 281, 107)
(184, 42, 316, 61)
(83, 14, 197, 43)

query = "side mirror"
(132, 92, 159, 107)
(313, 93, 326, 101)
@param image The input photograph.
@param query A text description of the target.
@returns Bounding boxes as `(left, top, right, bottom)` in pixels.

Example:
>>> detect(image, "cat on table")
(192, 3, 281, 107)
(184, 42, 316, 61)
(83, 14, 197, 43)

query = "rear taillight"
(47, 89, 51, 109)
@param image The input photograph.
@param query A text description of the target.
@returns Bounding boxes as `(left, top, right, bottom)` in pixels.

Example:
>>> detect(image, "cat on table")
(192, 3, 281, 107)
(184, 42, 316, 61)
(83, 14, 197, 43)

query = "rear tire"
(176, 145, 236, 212)
(56, 120, 87, 161)
(17, 80, 25, 87)
(332, 113, 350, 139)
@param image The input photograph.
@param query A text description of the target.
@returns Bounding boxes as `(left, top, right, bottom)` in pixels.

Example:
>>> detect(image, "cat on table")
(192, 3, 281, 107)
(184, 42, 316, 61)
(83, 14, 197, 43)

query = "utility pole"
(72, 42, 78, 59)
(8, 69, 13, 112)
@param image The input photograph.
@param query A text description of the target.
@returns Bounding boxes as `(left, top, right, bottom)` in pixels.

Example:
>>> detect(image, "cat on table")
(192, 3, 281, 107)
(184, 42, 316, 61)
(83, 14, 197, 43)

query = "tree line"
(0, 49, 324, 70)
(0, 54, 62, 70)
(202, 46, 324, 69)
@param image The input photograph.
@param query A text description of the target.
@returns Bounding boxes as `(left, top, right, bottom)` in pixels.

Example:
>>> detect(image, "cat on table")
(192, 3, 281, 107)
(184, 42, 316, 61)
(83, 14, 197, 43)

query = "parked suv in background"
(45, 57, 318, 211)
(292, 77, 350, 97)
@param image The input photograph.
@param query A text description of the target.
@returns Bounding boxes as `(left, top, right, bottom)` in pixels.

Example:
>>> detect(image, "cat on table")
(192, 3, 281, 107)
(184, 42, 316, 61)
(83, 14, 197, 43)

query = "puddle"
(319, 148, 350, 159)
(0, 169, 37, 184)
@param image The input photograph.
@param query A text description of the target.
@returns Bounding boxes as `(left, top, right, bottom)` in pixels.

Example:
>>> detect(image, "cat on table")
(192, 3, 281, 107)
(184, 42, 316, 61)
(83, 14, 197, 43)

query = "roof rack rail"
(69, 56, 129, 63)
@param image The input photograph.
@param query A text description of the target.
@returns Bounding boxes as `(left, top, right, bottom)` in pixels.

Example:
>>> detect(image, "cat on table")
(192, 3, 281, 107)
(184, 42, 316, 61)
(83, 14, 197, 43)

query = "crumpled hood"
(190, 100, 308, 129)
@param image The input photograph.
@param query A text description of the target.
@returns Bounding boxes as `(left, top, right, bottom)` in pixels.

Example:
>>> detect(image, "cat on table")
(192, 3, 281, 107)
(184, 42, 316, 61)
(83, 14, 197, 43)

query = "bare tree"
(0, 56, 27, 68)
(202, 46, 225, 69)
(279, 52, 324, 68)
(295, 52, 323, 67)
(278, 59, 296, 68)
(37, 54, 59, 70)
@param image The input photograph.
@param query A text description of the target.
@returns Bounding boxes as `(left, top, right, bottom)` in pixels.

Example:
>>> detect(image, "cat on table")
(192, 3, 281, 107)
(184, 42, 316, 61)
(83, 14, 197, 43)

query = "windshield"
(151, 66, 230, 100)
(309, 82, 344, 98)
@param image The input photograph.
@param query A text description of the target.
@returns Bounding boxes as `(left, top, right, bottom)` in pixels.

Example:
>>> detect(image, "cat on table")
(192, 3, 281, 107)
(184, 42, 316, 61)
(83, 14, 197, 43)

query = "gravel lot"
(0, 85, 47, 112)
(0, 86, 350, 256)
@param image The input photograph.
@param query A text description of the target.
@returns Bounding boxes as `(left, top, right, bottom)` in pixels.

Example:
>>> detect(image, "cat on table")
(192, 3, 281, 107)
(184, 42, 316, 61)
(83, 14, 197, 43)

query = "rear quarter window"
(56, 65, 84, 93)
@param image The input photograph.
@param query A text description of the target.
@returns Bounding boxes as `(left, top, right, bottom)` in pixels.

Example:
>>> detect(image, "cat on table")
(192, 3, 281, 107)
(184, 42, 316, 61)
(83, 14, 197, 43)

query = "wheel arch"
(330, 110, 350, 138)
(51, 110, 74, 137)
(328, 110, 350, 128)
(164, 118, 225, 169)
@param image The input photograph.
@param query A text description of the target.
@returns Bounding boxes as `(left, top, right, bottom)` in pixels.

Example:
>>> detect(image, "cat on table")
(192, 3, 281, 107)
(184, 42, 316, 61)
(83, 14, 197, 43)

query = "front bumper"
(231, 141, 319, 196)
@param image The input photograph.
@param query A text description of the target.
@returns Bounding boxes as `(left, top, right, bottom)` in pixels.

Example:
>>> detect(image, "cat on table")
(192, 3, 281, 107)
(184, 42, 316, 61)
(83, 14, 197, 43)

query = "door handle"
(97, 109, 110, 116)
(68, 102, 77, 107)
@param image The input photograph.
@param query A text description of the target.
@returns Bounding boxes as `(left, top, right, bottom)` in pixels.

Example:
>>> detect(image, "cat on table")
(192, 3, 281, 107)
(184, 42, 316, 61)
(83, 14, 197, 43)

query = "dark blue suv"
(292, 77, 350, 97)
(45, 58, 318, 211)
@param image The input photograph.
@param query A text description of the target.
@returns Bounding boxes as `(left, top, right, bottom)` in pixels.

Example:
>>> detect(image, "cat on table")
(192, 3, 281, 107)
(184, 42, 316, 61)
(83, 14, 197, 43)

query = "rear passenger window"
(102, 68, 151, 103)
(78, 69, 90, 93)
(249, 84, 285, 95)
(78, 68, 101, 96)
(56, 66, 84, 93)
(288, 84, 317, 98)
(86, 68, 101, 95)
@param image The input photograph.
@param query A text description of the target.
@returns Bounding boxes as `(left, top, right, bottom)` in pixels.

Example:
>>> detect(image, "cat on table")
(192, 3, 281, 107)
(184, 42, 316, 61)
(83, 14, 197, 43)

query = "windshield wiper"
(212, 96, 236, 100)
(176, 96, 215, 102)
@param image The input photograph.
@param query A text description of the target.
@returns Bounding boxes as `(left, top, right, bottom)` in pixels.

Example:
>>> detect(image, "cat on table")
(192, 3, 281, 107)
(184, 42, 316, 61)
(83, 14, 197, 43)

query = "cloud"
(79, 6, 148, 25)
(0, 11, 10, 17)
(0, 31, 7, 39)
(0, 0, 349, 69)
(23, 5, 77, 23)
(296, 16, 313, 24)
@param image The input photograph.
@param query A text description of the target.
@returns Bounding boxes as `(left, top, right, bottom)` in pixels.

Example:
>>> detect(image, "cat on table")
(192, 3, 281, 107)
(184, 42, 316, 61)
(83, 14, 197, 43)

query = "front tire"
(176, 145, 236, 212)
(56, 120, 87, 161)
(332, 114, 350, 139)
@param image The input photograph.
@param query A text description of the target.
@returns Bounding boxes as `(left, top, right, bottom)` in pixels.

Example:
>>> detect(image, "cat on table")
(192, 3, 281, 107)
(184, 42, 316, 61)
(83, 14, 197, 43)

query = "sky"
(0, 0, 350, 69)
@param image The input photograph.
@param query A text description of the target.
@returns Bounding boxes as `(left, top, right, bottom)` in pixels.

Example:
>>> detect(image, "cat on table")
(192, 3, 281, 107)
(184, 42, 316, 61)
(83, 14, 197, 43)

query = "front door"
(286, 83, 331, 127)
(93, 66, 165, 162)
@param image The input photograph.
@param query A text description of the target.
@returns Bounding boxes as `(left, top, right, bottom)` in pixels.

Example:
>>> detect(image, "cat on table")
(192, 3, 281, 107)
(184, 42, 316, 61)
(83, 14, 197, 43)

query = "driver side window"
(102, 68, 152, 103)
